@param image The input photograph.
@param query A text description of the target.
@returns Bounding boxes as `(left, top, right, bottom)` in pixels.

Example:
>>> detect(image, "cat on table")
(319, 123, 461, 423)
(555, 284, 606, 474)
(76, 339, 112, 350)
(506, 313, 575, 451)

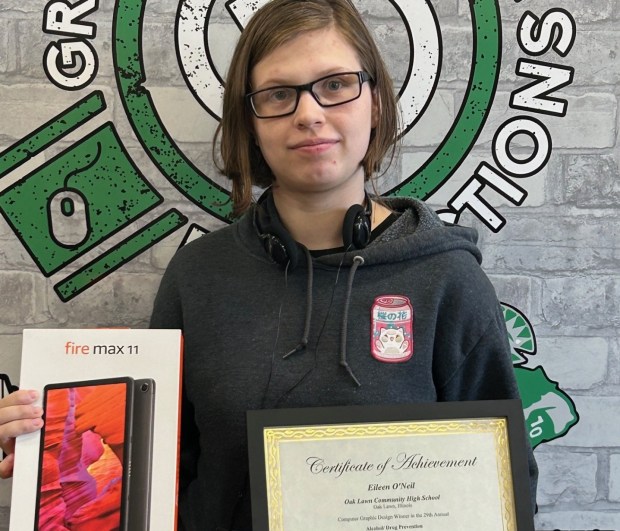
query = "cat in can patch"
(371, 295, 414, 363)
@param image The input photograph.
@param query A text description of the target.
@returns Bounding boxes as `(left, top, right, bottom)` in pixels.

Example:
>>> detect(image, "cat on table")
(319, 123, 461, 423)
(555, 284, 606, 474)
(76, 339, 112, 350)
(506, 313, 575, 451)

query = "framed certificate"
(247, 400, 534, 531)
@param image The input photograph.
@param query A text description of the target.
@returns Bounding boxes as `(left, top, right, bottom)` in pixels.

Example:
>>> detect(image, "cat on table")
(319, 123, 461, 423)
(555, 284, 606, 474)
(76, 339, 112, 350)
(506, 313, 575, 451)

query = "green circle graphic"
(113, 0, 500, 217)
(113, 0, 231, 221)
(389, 0, 501, 199)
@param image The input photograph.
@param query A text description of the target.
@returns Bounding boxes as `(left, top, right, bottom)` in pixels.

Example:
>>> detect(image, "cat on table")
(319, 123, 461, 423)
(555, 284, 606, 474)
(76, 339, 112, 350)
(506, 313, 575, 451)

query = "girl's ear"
(371, 88, 380, 129)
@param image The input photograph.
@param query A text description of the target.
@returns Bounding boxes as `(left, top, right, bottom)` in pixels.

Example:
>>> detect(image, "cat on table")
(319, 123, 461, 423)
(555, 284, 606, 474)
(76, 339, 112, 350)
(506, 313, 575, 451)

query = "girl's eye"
(269, 89, 293, 102)
(326, 80, 343, 91)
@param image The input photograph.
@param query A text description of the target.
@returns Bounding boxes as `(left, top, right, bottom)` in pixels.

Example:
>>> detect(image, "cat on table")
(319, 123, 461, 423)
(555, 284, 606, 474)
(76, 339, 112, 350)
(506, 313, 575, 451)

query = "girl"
(0, 1, 537, 529)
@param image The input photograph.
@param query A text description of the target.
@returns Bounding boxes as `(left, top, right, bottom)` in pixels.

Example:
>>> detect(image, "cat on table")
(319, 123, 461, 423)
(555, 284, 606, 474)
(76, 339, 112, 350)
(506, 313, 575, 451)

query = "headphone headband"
(254, 189, 372, 269)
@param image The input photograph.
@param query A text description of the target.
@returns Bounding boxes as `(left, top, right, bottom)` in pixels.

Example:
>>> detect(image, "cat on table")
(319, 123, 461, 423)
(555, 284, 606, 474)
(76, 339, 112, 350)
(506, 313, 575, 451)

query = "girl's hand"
(0, 390, 43, 479)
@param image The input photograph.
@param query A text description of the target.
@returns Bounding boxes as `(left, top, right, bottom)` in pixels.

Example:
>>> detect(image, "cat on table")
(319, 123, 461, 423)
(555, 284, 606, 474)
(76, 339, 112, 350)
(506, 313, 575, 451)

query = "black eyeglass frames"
(247, 71, 372, 119)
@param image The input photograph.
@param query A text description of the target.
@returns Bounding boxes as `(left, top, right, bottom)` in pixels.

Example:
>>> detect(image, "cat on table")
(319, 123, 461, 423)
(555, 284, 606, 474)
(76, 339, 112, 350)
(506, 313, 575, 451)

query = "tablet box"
(9, 328, 183, 531)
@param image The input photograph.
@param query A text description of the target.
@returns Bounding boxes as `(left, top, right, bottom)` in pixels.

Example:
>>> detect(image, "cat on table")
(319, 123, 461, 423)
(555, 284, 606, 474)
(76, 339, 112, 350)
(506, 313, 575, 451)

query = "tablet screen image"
(34, 378, 133, 531)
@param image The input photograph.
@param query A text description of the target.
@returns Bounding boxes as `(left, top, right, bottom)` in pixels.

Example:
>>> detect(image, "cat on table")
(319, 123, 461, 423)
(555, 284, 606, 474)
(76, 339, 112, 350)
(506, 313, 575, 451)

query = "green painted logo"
(503, 303, 579, 447)
(0, 0, 579, 446)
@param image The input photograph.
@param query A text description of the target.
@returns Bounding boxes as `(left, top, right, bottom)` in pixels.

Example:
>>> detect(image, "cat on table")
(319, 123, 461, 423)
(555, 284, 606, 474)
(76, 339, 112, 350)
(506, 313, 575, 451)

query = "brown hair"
(214, 0, 399, 216)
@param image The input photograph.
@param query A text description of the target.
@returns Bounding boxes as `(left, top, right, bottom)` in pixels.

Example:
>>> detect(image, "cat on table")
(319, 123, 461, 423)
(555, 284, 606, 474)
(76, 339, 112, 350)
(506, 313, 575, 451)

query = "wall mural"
(1, 0, 599, 525)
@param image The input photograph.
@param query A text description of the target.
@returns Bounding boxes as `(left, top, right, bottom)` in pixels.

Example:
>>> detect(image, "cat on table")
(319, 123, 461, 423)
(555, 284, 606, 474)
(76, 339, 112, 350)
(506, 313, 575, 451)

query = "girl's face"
(250, 26, 378, 201)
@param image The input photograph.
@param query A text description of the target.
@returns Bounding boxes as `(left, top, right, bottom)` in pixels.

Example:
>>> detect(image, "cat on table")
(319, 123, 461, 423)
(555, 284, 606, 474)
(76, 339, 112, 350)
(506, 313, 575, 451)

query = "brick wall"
(0, 0, 618, 529)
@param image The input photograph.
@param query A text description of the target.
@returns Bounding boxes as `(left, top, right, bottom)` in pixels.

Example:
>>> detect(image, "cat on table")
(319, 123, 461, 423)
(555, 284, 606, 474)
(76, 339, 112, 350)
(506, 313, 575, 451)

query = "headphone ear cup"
(342, 203, 371, 250)
(260, 229, 299, 270)
(254, 192, 300, 269)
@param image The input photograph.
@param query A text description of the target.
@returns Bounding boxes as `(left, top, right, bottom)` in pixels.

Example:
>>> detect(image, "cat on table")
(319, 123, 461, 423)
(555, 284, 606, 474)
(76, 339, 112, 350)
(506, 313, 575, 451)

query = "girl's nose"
(293, 90, 325, 128)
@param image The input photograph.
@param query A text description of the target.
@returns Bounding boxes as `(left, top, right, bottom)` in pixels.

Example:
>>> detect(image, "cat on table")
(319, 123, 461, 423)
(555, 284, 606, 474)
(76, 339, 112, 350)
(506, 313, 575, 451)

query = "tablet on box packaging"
(9, 329, 183, 531)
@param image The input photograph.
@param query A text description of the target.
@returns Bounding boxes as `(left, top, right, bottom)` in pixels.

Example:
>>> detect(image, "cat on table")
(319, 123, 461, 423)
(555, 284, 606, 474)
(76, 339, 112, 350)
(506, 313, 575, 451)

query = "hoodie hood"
(236, 196, 483, 387)
(244, 196, 482, 269)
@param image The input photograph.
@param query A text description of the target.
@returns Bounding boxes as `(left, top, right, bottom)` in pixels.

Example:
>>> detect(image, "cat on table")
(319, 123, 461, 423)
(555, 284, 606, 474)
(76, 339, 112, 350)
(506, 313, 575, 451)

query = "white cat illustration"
(374, 327, 410, 358)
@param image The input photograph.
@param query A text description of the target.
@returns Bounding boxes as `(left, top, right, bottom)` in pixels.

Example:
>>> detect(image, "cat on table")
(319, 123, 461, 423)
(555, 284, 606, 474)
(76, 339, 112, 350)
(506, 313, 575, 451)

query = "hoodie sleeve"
(149, 259, 201, 506)
(150, 254, 183, 331)
(435, 301, 539, 516)
(436, 304, 517, 401)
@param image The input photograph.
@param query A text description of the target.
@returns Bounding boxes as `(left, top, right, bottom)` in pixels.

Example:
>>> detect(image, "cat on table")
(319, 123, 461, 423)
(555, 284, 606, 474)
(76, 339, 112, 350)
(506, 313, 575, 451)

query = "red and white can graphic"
(371, 295, 414, 363)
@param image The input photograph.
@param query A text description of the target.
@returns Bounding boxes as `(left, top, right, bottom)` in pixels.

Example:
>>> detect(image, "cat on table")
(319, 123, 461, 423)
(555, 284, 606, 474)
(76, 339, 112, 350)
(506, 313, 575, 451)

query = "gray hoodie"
(150, 197, 537, 530)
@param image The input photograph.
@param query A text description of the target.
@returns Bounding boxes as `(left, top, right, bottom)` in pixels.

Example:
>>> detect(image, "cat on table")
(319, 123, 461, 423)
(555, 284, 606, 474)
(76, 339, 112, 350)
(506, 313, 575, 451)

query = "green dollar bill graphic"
(0, 123, 162, 275)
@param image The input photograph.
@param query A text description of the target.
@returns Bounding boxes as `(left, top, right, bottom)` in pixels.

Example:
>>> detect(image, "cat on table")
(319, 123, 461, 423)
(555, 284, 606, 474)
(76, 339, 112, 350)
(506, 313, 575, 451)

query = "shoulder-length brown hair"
(214, 0, 399, 217)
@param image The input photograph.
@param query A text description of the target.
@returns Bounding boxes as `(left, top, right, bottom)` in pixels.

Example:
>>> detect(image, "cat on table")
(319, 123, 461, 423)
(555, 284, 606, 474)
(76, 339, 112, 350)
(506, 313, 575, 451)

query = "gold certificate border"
(263, 418, 516, 531)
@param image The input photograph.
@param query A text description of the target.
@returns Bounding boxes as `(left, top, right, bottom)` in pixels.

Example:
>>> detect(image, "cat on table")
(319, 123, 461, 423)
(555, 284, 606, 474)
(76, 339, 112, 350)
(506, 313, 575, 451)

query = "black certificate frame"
(247, 399, 534, 531)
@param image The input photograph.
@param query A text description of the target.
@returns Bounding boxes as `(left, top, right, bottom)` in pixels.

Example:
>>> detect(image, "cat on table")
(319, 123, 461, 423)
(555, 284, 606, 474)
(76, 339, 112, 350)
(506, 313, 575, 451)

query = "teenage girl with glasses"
(0, 1, 537, 529)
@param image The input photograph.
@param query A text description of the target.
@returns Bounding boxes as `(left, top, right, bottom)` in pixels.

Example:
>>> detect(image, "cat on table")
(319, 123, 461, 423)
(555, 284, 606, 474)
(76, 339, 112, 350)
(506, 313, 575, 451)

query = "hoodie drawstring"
(283, 247, 313, 359)
(340, 255, 364, 386)
(282, 250, 364, 388)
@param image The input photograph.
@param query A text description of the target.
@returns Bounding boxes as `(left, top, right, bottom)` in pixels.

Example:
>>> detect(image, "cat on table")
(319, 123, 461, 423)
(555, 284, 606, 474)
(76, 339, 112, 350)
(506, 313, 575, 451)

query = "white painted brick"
(371, 23, 411, 85)
(535, 450, 597, 505)
(0, 272, 47, 326)
(477, 92, 617, 150)
(542, 276, 619, 329)
(459, 0, 615, 21)
(141, 22, 184, 85)
(610, 454, 620, 502)
(179, 144, 233, 194)
(535, 337, 608, 389)
(0, 333, 22, 511)
(150, 242, 180, 271)
(483, 244, 617, 274)
(486, 275, 534, 317)
(0, 20, 9, 73)
(566, 155, 620, 208)
(0, 334, 22, 386)
(0, 504, 11, 531)
(16, 21, 56, 77)
(358, 0, 458, 18)
(110, 274, 160, 328)
(438, 26, 471, 83)
(547, 396, 620, 447)
(547, 94, 618, 149)
(571, 31, 620, 86)
(406, 151, 547, 209)
(534, 510, 620, 530)
(478, 214, 620, 248)
(47, 273, 159, 328)
(0, 151, 48, 194)
(0, 2, 40, 12)
(499, 30, 616, 87)
(0, 85, 115, 140)
(610, 338, 620, 386)
(138, 0, 177, 16)
(0, 86, 76, 139)
(0, 0, 618, 527)
(401, 90, 455, 147)
(17, 19, 113, 79)
(145, 87, 217, 143)
(203, 22, 238, 85)
(527, 2, 610, 21)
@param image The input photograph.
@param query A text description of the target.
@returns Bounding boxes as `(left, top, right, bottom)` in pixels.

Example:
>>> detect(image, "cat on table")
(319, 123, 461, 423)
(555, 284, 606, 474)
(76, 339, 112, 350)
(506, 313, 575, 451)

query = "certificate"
(247, 400, 534, 531)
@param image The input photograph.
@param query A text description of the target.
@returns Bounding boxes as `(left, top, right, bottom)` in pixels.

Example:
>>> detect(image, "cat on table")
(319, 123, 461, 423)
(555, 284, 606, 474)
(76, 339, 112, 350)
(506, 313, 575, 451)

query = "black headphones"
(254, 188, 372, 269)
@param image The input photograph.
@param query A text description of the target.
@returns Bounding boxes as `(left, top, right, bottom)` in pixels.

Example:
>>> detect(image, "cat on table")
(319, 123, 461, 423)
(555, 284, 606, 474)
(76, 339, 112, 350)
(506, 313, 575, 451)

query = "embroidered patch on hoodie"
(371, 295, 414, 363)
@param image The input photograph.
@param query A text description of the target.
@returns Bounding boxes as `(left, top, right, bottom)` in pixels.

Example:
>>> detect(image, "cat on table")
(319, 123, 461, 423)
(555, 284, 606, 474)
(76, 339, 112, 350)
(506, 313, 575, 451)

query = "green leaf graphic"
(502, 303, 536, 365)
(502, 302, 579, 447)
(514, 366, 579, 449)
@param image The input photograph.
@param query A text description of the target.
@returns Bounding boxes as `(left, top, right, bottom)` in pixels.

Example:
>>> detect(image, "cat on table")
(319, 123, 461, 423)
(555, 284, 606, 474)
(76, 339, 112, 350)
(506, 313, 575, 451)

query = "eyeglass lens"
(251, 72, 364, 118)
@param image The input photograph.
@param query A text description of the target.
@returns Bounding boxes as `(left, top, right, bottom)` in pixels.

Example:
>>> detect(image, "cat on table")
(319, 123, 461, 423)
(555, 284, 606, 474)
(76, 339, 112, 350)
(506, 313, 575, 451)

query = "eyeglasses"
(247, 71, 372, 119)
